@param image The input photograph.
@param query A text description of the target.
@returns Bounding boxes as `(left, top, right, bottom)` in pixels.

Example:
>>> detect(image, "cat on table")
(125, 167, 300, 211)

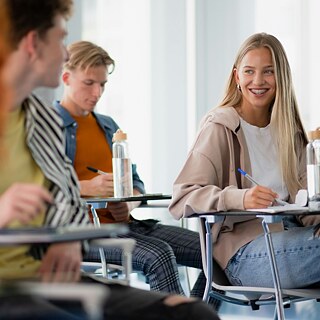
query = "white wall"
(36, 0, 320, 197)
(33, 0, 83, 104)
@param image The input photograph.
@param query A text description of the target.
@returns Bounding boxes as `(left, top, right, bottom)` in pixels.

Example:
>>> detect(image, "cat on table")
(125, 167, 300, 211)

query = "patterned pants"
(84, 220, 207, 297)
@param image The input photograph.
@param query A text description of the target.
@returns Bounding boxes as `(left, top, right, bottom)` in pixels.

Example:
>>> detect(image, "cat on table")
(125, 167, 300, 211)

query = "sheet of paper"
(247, 189, 309, 213)
(247, 203, 307, 213)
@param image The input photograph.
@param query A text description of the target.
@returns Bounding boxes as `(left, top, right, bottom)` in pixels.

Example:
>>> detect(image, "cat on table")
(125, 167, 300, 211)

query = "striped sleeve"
(24, 95, 90, 228)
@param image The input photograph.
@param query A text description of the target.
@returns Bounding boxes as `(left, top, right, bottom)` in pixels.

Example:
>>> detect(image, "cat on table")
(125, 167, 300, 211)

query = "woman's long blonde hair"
(219, 33, 308, 196)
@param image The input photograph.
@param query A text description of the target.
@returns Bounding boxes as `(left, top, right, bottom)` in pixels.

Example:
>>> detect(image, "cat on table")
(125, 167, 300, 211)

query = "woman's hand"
(243, 185, 278, 209)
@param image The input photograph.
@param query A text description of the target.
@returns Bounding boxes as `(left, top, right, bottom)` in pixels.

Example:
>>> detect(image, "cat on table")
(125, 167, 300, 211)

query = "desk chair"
(197, 213, 320, 320)
(81, 203, 136, 284)
(84, 197, 191, 294)
(0, 225, 133, 320)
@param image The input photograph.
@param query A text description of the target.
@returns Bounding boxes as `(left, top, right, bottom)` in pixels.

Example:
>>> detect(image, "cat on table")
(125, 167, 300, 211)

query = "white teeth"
(251, 89, 267, 95)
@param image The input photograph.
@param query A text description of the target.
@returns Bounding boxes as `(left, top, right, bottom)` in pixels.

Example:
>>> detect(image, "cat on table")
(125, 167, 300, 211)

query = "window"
(78, 0, 320, 194)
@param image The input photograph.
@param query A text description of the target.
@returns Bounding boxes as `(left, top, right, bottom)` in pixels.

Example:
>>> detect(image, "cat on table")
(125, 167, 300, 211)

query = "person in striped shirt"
(0, 0, 219, 319)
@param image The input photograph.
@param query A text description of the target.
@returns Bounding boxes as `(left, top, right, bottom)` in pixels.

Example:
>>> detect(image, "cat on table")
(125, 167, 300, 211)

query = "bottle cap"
(112, 129, 127, 142)
(313, 129, 320, 140)
(308, 131, 315, 141)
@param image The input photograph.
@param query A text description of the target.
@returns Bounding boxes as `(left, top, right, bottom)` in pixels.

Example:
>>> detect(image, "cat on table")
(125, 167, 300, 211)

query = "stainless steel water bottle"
(307, 129, 320, 210)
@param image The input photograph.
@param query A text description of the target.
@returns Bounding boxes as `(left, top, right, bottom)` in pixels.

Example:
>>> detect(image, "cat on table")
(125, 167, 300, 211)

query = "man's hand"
(243, 185, 278, 209)
(107, 202, 131, 222)
(38, 242, 82, 283)
(80, 174, 114, 196)
(108, 189, 142, 222)
(0, 183, 53, 227)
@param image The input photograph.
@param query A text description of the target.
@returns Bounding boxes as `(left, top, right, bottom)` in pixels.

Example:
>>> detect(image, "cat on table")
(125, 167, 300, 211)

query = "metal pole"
(262, 219, 285, 320)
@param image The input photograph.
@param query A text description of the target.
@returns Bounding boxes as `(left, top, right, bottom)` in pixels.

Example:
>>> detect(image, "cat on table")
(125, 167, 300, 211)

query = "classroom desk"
(83, 194, 172, 213)
(0, 224, 130, 320)
(82, 193, 172, 203)
(192, 208, 320, 320)
(0, 224, 129, 246)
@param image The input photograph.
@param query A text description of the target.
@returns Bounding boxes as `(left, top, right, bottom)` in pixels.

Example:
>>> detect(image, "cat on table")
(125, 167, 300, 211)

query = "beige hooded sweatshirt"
(169, 106, 309, 269)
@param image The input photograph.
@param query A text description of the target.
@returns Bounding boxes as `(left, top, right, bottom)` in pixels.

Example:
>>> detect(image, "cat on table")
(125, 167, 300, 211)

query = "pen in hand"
(237, 168, 289, 206)
(87, 166, 109, 175)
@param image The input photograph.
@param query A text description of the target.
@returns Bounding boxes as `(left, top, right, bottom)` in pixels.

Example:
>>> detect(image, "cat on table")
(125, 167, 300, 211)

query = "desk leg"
(203, 218, 213, 303)
(90, 206, 108, 278)
(261, 219, 285, 320)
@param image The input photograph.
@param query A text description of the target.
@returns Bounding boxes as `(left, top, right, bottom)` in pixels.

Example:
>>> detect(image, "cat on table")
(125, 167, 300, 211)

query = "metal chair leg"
(203, 218, 213, 303)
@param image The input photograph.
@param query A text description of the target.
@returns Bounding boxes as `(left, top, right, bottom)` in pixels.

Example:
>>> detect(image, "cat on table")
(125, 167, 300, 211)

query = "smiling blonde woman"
(170, 33, 320, 290)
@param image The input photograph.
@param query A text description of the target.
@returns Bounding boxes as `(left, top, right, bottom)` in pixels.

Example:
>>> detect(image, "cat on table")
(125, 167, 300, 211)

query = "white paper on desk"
(247, 204, 307, 213)
(247, 189, 308, 213)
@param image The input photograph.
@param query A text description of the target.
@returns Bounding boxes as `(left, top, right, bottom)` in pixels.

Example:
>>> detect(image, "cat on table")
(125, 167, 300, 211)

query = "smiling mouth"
(250, 89, 268, 95)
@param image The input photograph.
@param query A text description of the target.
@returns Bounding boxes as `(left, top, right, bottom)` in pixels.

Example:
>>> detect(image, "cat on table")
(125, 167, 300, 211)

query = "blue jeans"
(225, 222, 320, 289)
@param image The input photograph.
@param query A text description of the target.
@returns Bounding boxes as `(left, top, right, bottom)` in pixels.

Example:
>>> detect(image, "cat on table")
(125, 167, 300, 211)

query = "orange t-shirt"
(73, 113, 113, 180)
(73, 113, 116, 223)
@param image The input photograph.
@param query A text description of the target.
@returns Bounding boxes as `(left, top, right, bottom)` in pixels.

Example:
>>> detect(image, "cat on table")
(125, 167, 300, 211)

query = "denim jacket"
(53, 101, 145, 194)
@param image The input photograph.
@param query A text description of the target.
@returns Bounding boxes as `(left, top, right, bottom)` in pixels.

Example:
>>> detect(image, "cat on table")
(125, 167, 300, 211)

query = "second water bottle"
(112, 129, 133, 198)
(307, 129, 320, 210)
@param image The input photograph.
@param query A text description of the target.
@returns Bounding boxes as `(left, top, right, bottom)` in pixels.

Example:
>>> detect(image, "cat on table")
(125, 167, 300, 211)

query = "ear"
(23, 31, 41, 60)
(62, 71, 70, 85)
(233, 67, 239, 84)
